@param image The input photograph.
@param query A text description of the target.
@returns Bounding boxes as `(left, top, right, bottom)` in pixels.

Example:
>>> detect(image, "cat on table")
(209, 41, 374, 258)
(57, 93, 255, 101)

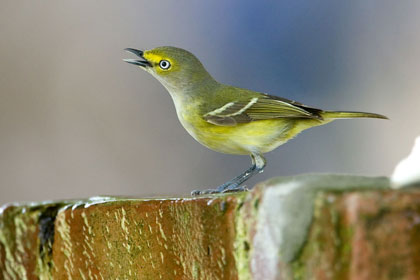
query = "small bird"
(124, 46, 387, 195)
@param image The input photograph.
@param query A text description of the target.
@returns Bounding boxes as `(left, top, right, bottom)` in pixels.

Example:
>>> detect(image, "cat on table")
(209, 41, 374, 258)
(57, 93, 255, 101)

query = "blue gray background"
(1, 1, 419, 204)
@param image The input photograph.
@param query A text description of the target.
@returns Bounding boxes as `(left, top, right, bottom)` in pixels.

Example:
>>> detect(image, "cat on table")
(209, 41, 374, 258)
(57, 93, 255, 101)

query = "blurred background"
(0, 1, 419, 205)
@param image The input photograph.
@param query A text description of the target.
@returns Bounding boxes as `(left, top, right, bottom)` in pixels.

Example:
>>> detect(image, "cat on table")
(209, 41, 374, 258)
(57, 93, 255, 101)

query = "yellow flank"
(177, 104, 325, 155)
(197, 119, 290, 155)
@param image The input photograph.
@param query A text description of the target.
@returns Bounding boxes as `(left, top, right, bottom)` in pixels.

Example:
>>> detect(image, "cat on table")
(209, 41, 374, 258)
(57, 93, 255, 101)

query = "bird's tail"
(320, 111, 388, 120)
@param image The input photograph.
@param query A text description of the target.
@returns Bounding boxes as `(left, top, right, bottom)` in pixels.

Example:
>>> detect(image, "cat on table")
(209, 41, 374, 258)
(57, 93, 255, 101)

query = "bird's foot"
(191, 184, 249, 196)
(190, 188, 219, 196)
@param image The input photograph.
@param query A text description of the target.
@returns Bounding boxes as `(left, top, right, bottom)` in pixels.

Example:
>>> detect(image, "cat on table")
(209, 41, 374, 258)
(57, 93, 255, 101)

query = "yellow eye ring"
(159, 60, 171, 70)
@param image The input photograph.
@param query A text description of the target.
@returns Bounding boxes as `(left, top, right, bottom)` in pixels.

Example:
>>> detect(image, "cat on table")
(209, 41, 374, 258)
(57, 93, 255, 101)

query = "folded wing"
(203, 94, 323, 126)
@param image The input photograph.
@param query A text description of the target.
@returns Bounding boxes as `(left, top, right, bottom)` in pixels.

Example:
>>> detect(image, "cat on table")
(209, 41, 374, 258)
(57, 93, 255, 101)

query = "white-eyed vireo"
(124, 46, 387, 195)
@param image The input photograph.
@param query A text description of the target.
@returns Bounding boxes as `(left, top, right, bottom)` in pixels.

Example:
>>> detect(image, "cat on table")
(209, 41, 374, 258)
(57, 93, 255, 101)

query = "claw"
(222, 185, 249, 193)
(191, 190, 201, 196)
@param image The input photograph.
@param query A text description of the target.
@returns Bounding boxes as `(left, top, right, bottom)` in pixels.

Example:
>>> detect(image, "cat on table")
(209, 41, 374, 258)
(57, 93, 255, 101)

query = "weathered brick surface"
(1, 196, 245, 280)
(0, 205, 41, 280)
(289, 190, 420, 280)
(53, 197, 242, 279)
(1, 176, 420, 280)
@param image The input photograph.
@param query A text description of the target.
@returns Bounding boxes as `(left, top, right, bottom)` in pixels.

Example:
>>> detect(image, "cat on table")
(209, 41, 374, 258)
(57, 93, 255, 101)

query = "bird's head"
(124, 46, 215, 93)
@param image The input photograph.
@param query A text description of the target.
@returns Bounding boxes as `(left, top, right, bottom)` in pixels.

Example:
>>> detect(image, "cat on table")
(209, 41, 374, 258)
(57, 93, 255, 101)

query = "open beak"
(123, 48, 151, 67)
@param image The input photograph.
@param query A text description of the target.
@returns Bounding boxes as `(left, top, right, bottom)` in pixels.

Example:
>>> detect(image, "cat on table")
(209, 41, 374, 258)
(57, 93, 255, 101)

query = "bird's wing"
(203, 94, 323, 126)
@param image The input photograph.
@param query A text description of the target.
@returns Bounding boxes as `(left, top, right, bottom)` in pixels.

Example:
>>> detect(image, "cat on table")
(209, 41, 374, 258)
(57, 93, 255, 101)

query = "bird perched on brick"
(124, 46, 387, 195)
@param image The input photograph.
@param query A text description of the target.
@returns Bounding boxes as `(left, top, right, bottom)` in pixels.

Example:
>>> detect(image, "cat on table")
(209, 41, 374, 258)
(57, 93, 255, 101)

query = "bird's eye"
(159, 60, 171, 70)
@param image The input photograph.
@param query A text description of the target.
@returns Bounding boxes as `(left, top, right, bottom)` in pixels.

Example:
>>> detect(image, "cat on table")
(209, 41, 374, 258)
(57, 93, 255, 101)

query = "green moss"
(192, 261, 200, 279)
(289, 192, 355, 279)
(0, 206, 30, 279)
(0, 202, 72, 279)
(253, 198, 260, 210)
(38, 204, 66, 275)
(291, 260, 305, 280)
(233, 192, 258, 280)
(388, 265, 406, 279)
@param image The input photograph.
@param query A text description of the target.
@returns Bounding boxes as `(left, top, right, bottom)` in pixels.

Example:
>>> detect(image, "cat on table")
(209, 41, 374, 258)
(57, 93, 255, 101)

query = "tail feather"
(321, 111, 388, 120)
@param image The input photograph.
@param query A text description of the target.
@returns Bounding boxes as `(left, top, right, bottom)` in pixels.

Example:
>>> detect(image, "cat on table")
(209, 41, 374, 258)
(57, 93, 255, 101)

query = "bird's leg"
(222, 154, 266, 192)
(191, 154, 266, 196)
